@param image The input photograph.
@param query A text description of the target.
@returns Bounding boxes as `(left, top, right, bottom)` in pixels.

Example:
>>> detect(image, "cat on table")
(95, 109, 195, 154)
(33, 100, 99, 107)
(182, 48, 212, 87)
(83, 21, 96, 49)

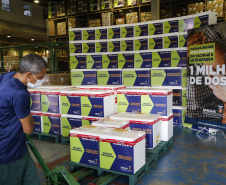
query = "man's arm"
(19, 113, 34, 135)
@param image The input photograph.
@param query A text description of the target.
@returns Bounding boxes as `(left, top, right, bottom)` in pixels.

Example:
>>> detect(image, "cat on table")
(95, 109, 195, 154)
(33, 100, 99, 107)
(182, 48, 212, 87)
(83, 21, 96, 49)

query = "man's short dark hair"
(19, 54, 47, 74)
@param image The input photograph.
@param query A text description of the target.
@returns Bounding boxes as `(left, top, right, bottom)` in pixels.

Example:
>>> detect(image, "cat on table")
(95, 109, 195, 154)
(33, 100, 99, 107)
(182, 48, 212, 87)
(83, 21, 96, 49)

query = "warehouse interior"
(0, 0, 226, 185)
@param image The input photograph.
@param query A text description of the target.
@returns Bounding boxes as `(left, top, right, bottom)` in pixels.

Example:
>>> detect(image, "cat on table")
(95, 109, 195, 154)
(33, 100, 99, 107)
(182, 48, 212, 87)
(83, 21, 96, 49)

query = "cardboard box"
(61, 115, 82, 137)
(152, 49, 171, 68)
(48, 20, 55, 36)
(102, 12, 113, 26)
(71, 69, 97, 85)
(42, 113, 61, 135)
(97, 69, 123, 85)
(134, 52, 152, 68)
(116, 18, 125, 25)
(161, 114, 173, 141)
(68, 17, 76, 29)
(29, 89, 42, 111)
(31, 112, 42, 133)
(86, 54, 102, 69)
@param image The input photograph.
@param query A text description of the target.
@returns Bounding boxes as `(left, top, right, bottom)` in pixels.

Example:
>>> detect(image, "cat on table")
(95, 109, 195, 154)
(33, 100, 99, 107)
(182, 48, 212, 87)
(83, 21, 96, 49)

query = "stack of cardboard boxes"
(78, 0, 88, 13)
(89, 19, 102, 27)
(56, 1, 66, 17)
(126, 12, 138, 24)
(101, 0, 112, 10)
(67, 0, 77, 15)
(116, 18, 125, 25)
(141, 12, 152, 22)
(57, 22, 66, 36)
(43, 74, 70, 86)
(90, 0, 100, 11)
(187, 2, 204, 15)
(206, 0, 224, 18)
(175, 7, 187, 17)
(68, 17, 76, 29)
(102, 12, 113, 26)
(48, 20, 55, 36)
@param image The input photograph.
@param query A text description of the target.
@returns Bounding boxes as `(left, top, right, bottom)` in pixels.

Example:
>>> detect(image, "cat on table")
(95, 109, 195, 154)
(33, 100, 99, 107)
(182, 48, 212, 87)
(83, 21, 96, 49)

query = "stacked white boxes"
(91, 118, 130, 129)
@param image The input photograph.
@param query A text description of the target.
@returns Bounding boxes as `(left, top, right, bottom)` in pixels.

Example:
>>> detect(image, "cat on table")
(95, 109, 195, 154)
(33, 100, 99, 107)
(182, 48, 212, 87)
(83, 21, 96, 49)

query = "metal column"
(151, 0, 160, 20)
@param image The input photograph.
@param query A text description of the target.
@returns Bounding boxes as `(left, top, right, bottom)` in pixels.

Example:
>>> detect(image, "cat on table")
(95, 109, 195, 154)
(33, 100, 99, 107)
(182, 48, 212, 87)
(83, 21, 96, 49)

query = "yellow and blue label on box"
(86, 55, 102, 69)
(95, 28, 107, 40)
(121, 40, 134, 51)
(41, 91, 60, 113)
(71, 70, 97, 86)
(121, 26, 134, 38)
(179, 17, 194, 32)
(31, 112, 42, 132)
(171, 49, 187, 67)
(135, 38, 148, 51)
(83, 42, 95, 53)
(61, 116, 82, 137)
(42, 113, 61, 135)
(60, 92, 81, 115)
(108, 27, 120, 39)
(163, 35, 178, 48)
(97, 69, 122, 85)
(70, 55, 86, 69)
(29, 90, 41, 111)
(108, 41, 120, 52)
(152, 50, 171, 68)
(70, 132, 99, 167)
(135, 24, 148, 37)
(96, 42, 108, 53)
(123, 69, 150, 86)
(102, 54, 118, 68)
(149, 37, 163, 50)
(194, 14, 209, 28)
(70, 43, 82, 53)
(82, 30, 95, 40)
(118, 53, 134, 68)
(149, 22, 163, 35)
(173, 108, 186, 126)
(69, 30, 82, 41)
(163, 20, 178, 34)
(134, 52, 152, 68)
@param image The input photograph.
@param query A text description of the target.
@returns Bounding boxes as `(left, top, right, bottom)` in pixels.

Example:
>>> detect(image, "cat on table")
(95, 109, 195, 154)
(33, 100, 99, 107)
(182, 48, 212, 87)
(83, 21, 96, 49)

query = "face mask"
(27, 74, 45, 88)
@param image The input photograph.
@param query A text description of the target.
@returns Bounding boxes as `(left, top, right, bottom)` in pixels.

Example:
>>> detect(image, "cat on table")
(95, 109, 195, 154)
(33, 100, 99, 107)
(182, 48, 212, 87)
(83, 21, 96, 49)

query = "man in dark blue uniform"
(0, 54, 47, 185)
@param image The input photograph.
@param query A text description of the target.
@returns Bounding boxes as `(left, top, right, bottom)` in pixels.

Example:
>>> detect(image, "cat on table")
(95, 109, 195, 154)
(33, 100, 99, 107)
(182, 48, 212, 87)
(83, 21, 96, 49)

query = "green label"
(179, 19, 186, 32)
(149, 24, 156, 36)
(121, 41, 127, 52)
(60, 96, 70, 114)
(152, 52, 161, 68)
(69, 31, 76, 41)
(102, 55, 110, 69)
(135, 25, 141, 37)
(121, 27, 127, 38)
(42, 116, 51, 134)
(134, 53, 143, 68)
(70, 56, 78, 69)
(96, 29, 101, 40)
(71, 71, 84, 85)
(118, 54, 126, 68)
(83, 43, 89, 53)
(108, 28, 114, 39)
(81, 96, 92, 116)
(163, 21, 171, 34)
(86, 55, 94, 69)
(96, 42, 101, 52)
(189, 43, 215, 64)
(171, 50, 180, 67)
(108, 42, 114, 52)
(82, 120, 91, 126)
(70, 44, 76, 53)
(117, 94, 129, 113)
(97, 70, 109, 85)
(135, 39, 141, 51)
(194, 17, 201, 28)
(123, 70, 137, 86)
(151, 70, 166, 86)
(70, 137, 85, 163)
(182, 89, 186, 108)
(163, 36, 171, 49)
(149, 38, 156, 50)
(182, 69, 187, 88)
(41, 95, 50, 112)
(141, 95, 154, 113)
(61, 117, 72, 137)
(83, 30, 89, 40)
(100, 142, 116, 169)
(179, 35, 186, 47)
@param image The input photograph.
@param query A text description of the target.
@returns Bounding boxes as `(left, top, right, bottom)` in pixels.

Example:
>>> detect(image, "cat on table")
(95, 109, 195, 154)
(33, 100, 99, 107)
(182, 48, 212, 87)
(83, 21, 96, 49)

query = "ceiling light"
(7, 35, 11, 38)
(34, 0, 39, 3)
(31, 38, 35, 41)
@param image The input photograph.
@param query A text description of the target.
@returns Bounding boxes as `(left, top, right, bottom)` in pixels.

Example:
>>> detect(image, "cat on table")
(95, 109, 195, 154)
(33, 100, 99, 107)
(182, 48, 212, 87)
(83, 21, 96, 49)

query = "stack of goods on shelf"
(42, 74, 70, 86)
(187, 2, 204, 15)
(56, 1, 66, 17)
(142, 0, 151, 3)
(127, 0, 137, 6)
(206, 0, 224, 18)
(90, 0, 100, 11)
(48, 20, 56, 36)
(114, 0, 124, 8)
(57, 22, 66, 36)
(68, 17, 76, 29)
(101, 0, 112, 10)
(89, 19, 101, 27)
(78, 0, 88, 13)
(141, 12, 152, 22)
(102, 12, 113, 26)
(116, 18, 125, 25)
(68, 11, 217, 128)
(126, 12, 138, 24)
(67, 0, 77, 15)
(70, 125, 146, 174)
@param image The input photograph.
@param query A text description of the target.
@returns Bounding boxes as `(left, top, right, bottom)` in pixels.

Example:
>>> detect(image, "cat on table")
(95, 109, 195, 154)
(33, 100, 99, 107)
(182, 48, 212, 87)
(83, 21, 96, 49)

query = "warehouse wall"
(0, 1, 46, 28)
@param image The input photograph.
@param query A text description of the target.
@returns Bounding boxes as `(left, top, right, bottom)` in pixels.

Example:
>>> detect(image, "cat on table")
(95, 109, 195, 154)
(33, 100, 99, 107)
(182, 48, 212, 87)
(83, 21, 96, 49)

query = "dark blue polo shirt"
(0, 72, 30, 164)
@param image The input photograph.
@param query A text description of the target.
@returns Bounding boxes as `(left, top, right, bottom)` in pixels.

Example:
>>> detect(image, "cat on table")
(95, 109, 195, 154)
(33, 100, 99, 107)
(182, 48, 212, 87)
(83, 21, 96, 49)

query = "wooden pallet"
(69, 137, 173, 185)
(61, 136, 70, 146)
(30, 132, 61, 143)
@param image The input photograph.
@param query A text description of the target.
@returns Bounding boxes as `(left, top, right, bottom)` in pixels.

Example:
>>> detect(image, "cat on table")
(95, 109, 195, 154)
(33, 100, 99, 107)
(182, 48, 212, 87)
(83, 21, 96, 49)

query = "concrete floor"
(31, 127, 226, 185)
